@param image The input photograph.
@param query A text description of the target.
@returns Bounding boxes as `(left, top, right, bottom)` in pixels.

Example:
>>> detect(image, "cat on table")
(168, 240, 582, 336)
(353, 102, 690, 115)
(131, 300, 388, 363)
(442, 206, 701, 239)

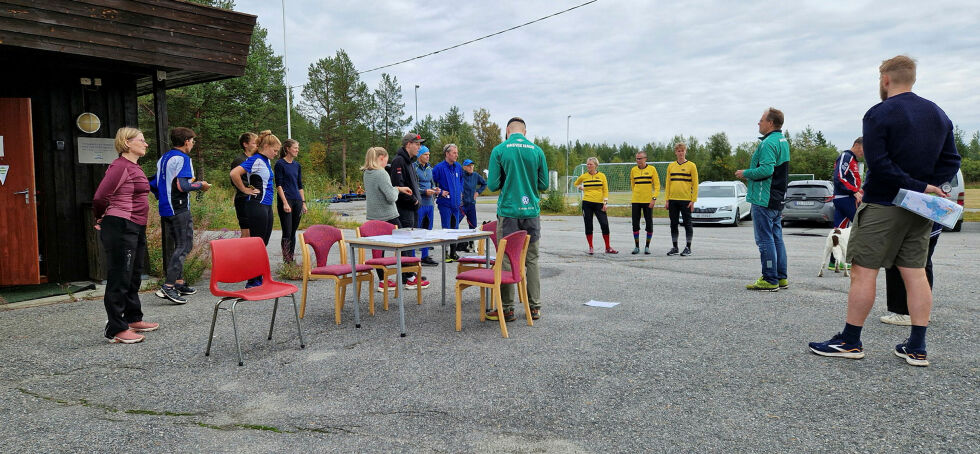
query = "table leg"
(441, 243, 447, 307)
(351, 244, 361, 328)
(396, 248, 406, 337)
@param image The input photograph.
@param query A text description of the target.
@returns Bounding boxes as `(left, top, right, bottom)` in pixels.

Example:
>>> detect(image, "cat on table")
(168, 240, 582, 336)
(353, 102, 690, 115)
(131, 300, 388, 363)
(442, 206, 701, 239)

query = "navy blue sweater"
(862, 92, 960, 204)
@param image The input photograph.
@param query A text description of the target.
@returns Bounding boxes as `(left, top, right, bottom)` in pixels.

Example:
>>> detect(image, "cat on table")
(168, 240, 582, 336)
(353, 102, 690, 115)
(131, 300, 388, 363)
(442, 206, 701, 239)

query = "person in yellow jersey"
(574, 157, 618, 255)
(629, 151, 661, 255)
(665, 143, 698, 256)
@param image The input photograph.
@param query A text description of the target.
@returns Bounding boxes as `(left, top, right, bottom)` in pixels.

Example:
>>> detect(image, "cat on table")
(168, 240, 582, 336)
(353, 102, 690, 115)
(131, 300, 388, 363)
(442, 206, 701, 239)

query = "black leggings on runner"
(631, 203, 653, 233)
(667, 200, 693, 244)
(582, 200, 610, 235)
(246, 201, 273, 246)
(277, 198, 304, 262)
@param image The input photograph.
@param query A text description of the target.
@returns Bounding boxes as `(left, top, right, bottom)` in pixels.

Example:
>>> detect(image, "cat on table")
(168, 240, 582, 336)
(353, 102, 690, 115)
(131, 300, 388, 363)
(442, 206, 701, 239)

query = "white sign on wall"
(77, 137, 115, 164)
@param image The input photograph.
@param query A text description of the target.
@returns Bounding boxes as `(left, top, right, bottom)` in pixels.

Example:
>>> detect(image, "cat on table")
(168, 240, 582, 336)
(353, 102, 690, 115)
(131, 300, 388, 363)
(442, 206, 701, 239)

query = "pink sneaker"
(376, 279, 398, 292)
(129, 321, 159, 333)
(109, 329, 145, 344)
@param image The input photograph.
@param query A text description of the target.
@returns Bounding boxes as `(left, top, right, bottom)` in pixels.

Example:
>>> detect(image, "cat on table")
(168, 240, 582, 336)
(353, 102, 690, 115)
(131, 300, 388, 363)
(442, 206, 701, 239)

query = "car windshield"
(787, 185, 830, 197)
(699, 186, 735, 198)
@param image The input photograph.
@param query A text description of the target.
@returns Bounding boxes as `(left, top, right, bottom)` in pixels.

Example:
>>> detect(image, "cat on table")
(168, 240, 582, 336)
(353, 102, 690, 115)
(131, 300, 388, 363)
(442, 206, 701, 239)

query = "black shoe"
(450, 252, 460, 261)
(175, 283, 197, 295)
(680, 247, 692, 257)
(155, 286, 187, 304)
(666, 247, 679, 256)
(420, 256, 439, 267)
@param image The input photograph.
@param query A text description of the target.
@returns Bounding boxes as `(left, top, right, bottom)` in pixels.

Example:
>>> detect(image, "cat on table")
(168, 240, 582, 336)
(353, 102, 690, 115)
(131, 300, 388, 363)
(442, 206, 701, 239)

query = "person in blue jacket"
(459, 159, 487, 252)
(149, 127, 211, 304)
(431, 143, 464, 262)
(413, 146, 440, 266)
(230, 130, 280, 288)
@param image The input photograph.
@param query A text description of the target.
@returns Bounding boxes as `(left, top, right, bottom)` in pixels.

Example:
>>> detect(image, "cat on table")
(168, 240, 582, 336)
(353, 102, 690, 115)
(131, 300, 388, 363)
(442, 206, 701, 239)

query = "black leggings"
(631, 203, 653, 232)
(277, 198, 303, 261)
(246, 201, 273, 246)
(582, 200, 610, 235)
(100, 216, 146, 338)
(667, 200, 693, 243)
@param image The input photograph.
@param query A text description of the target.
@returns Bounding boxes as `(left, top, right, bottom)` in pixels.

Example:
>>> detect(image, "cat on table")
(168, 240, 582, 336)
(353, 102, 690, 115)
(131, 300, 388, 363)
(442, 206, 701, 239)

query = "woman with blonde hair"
(573, 156, 618, 255)
(93, 127, 158, 343)
(231, 130, 280, 287)
(361, 146, 413, 290)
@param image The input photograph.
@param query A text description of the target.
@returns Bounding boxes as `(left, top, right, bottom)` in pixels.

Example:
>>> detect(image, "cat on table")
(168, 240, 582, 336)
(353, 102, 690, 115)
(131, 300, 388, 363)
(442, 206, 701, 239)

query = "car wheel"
(731, 209, 741, 226)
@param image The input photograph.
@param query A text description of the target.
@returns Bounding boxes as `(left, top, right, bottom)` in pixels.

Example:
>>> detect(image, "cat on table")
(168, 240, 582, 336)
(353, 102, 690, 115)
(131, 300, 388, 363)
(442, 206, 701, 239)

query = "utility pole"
(566, 115, 571, 193)
(282, 0, 292, 138)
(414, 84, 420, 129)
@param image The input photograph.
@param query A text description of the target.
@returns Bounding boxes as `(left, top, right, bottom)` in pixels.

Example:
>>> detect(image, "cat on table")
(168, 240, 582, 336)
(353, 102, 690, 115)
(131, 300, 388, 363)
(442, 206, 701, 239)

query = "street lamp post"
(414, 84, 420, 128)
(566, 115, 571, 193)
(282, 0, 292, 138)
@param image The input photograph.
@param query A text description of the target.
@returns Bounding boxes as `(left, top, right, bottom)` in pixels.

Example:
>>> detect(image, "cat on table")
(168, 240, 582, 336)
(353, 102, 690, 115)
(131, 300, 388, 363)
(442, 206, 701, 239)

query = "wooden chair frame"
(298, 227, 375, 324)
(356, 222, 423, 311)
(454, 232, 532, 338)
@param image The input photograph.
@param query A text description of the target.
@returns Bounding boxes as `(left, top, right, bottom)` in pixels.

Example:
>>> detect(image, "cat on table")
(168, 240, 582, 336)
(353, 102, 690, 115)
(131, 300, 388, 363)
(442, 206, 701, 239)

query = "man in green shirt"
(486, 117, 549, 322)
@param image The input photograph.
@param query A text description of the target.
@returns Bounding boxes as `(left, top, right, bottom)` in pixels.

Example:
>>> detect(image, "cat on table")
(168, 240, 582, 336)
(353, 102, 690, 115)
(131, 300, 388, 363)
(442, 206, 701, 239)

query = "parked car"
(782, 180, 835, 226)
(691, 181, 751, 226)
(942, 169, 965, 232)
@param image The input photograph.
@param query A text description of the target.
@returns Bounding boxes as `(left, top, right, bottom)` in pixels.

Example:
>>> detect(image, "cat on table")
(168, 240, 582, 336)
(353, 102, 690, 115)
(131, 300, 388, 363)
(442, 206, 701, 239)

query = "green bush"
(539, 189, 567, 213)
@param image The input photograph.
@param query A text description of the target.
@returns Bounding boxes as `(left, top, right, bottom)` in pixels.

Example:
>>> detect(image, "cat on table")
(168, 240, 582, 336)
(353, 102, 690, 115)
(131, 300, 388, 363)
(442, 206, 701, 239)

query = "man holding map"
(808, 55, 960, 367)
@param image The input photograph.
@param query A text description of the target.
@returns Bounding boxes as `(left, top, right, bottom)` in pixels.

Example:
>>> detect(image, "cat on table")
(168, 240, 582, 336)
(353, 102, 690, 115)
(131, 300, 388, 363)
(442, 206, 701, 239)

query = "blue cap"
(419, 145, 430, 155)
(462, 159, 474, 166)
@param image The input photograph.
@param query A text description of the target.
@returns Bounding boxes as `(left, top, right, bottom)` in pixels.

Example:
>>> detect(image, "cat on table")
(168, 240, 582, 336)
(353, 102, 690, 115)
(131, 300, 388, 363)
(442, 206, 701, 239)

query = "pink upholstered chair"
(356, 220, 422, 311)
(298, 225, 375, 324)
(454, 230, 532, 338)
(457, 220, 497, 274)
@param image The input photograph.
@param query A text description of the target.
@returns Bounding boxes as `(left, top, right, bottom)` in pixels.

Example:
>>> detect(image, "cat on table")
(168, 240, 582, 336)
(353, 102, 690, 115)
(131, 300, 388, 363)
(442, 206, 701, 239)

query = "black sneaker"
(486, 309, 516, 322)
(680, 247, 692, 257)
(666, 247, 679, 256)
(420, 256, 439, 267)
(155, 286, 187, 304)
(444, 254, 456, 263)
(894, 339, 929, 367)
(530, 308, 541, 320)
(175, 283, 197, 295)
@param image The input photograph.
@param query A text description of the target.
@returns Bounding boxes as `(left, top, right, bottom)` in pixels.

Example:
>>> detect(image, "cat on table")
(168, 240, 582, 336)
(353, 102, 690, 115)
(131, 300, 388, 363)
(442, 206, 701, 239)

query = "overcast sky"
(233, 0, 980, 150)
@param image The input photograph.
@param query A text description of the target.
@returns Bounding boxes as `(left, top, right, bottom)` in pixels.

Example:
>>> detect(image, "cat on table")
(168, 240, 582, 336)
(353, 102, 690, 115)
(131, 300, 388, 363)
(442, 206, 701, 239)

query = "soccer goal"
(567, 162, 671, 206)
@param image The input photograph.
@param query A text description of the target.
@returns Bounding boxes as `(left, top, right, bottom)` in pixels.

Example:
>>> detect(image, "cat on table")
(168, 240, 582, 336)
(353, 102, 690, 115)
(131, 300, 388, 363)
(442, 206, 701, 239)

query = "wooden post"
(153, 70, 174, 276)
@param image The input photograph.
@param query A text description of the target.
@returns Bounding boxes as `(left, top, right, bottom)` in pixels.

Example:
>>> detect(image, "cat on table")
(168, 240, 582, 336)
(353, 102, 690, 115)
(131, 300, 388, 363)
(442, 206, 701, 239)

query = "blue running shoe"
(245, 276, 263, 289)
(894, 340, 929, 367)
(808, 333, 865, 359)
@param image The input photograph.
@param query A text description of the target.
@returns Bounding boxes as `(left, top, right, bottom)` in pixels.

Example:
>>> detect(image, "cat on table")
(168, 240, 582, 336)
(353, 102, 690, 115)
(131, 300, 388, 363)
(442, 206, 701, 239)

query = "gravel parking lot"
(1, 200, 976, 452)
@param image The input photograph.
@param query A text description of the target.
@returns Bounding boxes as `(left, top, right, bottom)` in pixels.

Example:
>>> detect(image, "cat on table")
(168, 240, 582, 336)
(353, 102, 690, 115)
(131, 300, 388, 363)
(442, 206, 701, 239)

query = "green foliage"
(539, 189, 566, 213)
(370, 73, 411, 153)
(275, 262, 303, 281)
(961, 157, 980, 184)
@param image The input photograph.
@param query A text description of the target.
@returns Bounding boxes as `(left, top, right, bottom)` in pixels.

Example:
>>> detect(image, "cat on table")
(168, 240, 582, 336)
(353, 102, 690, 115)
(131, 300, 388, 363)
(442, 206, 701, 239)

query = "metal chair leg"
(205, 298, 223, 356)
(290, 294, 306, 348)
(230, 300, 244, 366)
(268, 297, 280, 340)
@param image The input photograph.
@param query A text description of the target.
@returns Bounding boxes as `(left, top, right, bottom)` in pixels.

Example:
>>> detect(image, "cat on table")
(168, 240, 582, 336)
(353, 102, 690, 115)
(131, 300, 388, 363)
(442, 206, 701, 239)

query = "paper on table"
(585, 300, 619, 308)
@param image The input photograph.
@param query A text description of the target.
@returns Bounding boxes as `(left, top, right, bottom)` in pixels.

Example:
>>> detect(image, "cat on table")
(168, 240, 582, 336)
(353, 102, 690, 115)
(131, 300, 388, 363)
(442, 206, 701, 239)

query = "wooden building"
(0, 0, 256, 285)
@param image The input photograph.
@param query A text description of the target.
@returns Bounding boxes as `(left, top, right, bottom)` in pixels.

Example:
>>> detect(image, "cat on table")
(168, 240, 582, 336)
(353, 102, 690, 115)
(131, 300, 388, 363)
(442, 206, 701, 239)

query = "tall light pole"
(566, 115, 571, 193)
(414, 84, 420, 129)
(282, 0, 292, 138)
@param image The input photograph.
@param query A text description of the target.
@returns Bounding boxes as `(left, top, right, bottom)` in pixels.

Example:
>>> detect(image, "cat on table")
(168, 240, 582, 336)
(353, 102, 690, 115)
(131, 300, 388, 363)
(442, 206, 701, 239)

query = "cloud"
(239, 0, 980, 149)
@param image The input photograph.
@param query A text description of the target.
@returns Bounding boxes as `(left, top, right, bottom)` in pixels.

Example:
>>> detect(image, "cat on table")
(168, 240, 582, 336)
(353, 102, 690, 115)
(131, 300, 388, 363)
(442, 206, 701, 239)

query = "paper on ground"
(585, 300, 619, 308)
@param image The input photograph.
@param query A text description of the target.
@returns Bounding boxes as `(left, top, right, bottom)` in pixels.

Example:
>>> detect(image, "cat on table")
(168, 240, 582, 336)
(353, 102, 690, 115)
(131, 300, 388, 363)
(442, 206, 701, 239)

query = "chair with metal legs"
(206, 237, 306, 366)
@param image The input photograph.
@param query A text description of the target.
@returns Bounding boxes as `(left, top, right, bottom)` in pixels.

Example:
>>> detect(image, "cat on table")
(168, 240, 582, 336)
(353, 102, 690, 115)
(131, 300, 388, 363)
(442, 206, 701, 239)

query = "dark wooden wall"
(0, 56, 138, 281)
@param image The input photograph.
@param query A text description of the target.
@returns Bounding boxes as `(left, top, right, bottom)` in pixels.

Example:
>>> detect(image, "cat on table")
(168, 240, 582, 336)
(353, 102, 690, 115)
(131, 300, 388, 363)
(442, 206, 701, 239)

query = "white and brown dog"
(818, 227, 850, 277)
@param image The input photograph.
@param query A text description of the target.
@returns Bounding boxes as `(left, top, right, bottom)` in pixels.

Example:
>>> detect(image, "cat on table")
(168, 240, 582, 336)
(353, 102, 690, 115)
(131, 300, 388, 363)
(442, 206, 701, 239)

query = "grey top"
(363, 169, 400, 221)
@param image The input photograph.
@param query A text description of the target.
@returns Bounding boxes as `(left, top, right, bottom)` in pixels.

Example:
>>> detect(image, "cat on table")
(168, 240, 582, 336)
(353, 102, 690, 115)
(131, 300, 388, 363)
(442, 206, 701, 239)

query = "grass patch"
(963, 188, 979, 209)
(275, 261, 303, 281)
(237, 424, 284, 433)
(125, 409, 198, 416)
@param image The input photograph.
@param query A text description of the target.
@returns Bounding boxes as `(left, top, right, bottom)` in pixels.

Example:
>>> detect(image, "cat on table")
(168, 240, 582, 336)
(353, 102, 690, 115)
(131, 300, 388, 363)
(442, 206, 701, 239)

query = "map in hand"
(893, 189, 963, 229)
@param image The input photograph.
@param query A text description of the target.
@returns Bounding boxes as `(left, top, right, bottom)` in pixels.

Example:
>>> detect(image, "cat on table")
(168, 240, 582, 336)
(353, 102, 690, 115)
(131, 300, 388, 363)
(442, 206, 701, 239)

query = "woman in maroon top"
(93, 127, 158, 344)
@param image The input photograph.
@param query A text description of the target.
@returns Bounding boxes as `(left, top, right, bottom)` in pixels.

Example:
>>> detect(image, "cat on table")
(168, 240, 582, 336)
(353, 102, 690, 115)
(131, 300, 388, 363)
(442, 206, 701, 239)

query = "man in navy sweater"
(809, 55, 960, 367)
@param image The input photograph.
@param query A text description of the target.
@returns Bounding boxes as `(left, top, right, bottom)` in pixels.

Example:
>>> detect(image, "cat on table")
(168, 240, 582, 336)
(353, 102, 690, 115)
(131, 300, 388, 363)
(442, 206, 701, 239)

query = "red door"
(0, 98, 40, 285)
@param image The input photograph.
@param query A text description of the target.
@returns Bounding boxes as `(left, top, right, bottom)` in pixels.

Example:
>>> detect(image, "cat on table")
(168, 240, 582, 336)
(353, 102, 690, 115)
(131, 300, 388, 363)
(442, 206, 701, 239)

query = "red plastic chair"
(454, 230, 532, 338)
(299, 225, 375, 324)
(457, 220, 498, 273)
(206, 237, 306, 366)
(356, 220, 423, 311)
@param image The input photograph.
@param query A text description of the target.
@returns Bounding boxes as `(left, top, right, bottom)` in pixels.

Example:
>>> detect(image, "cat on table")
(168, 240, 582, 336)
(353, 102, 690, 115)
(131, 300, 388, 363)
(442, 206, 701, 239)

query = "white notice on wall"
(0, 135, 4, 157)
(0, 165, 9, 185)
(77, 137, 116, 164)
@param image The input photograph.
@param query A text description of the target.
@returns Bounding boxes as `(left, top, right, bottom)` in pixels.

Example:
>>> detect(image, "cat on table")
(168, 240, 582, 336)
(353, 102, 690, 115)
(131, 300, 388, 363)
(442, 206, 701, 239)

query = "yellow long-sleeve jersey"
(574, 171, 609, 204)
(665, 160, 699, 201)
(630, 165, 661, 203)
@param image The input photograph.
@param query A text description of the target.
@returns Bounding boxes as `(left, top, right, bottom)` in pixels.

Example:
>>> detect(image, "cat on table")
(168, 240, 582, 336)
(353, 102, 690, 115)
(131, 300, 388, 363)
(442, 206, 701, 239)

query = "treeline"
(140, 1, 980, 190)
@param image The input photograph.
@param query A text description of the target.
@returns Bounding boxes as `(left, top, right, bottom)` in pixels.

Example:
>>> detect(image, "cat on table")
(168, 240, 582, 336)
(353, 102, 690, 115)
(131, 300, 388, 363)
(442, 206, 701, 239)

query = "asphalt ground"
(1, 200, 977, 452)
